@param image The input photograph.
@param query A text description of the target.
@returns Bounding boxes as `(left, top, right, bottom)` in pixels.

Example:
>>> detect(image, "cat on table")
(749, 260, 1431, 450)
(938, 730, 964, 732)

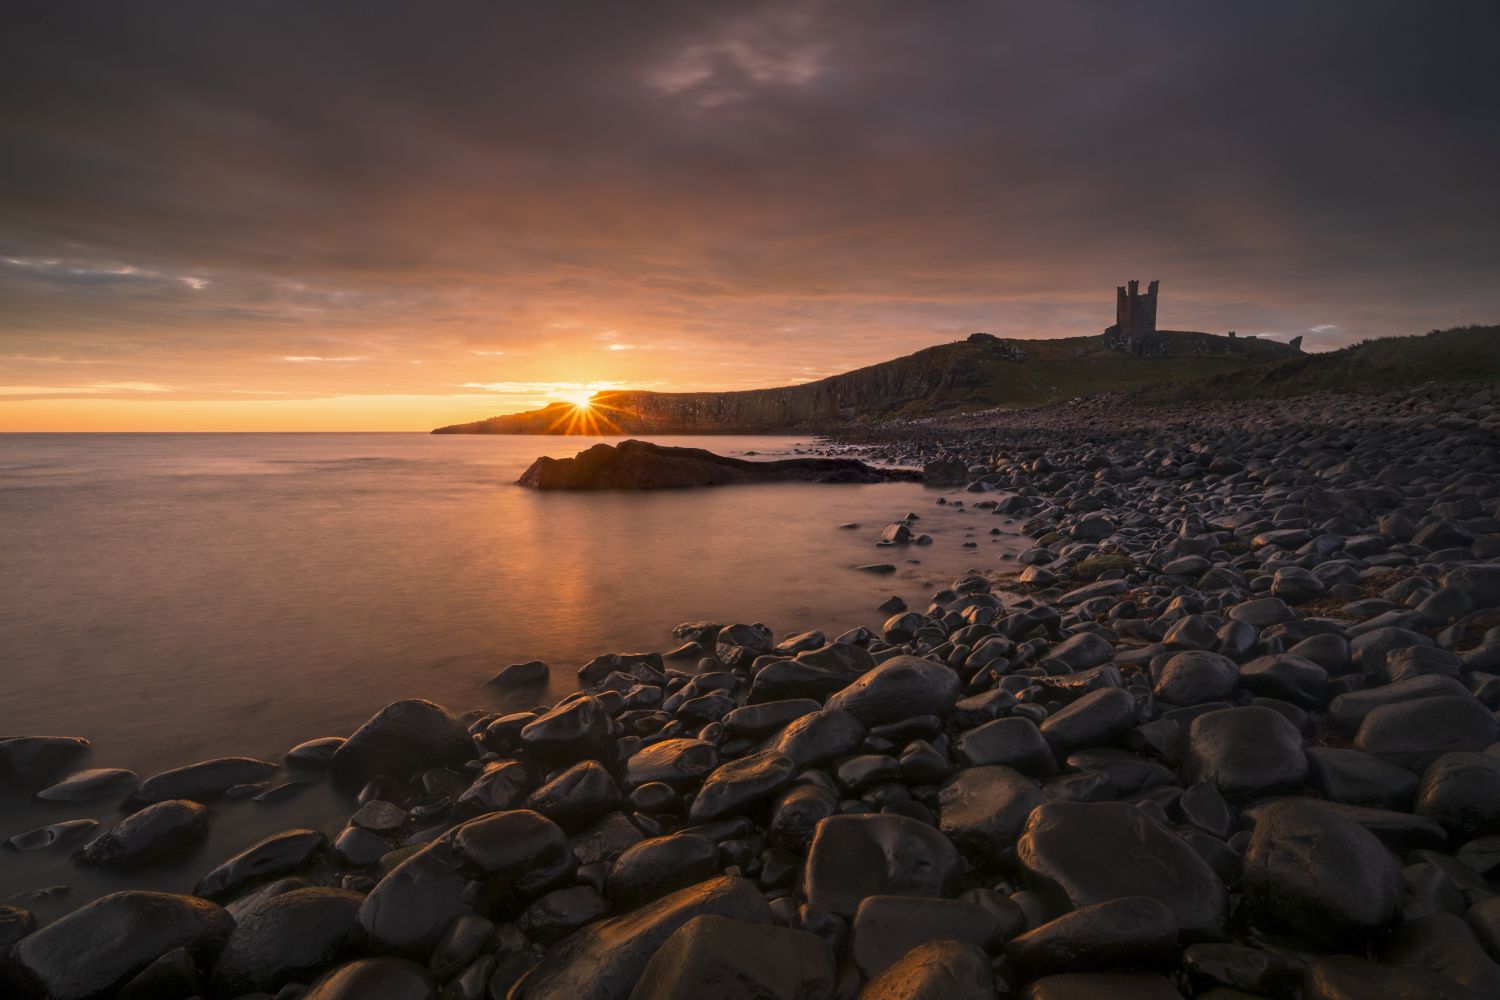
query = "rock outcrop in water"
(517, 439, 919, 489)
(6, 380, 1500, 999)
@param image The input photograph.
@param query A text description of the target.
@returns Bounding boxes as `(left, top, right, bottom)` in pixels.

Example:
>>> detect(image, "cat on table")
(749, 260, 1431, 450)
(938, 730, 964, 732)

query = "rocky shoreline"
(4, 383, 1500, 999)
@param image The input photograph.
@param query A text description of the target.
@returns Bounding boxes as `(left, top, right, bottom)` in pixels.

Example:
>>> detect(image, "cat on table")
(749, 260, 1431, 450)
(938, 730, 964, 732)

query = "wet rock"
(34, 767, 138, 803)
(1005, 895, 1177, 977)
(1306, 747, 1419, 810)
(629, 914, 835, 1000)
(1023, 972, 1185, 999)
(285, 737, 345, 768)
(521, 885, 610, 944)
(722, 699, 820, 740)
(766, 709, 866, 768)
(6, 818, 99, 853)
(359, 809, 572, 956)
(689, 750, 796, 821)
(824, 655, 961, 726)
(850, 894, 1002, 980)
(1355, 695, 1500, 769)
(489, 660, 550, 688)
(1238, 654, 1329, 707)
(519, 875, 772, 1000)
(302, 957, 437, 1000)
(1153, 651, 1239, 706)
(194, 828, 327, 900)
(626, 739, 721, 788)
(856, 939, 994, 1000)
(1018, 800, 1228, 938)
(938, 765, 1046, 869)
(130, 756, 279, 805)
(521, 696, 615, 763)
(1381, 911, 1500, 997)
(0, 904, 36, 948)
(955, 717, 1058, 776)
(458, 759, 533, 813)
(1329, 674, 1470, 731)
(212, 887, 364, 995)
(606, 833, 720, 906)
(768, 783, 839, 851)
(801, 814, 962, 917)
(0, 736, 91, 789)
(1303, 955, 1475, 1000)
(1243, 800, 1401, 949)
(527, 760, 622, 832)
(1040, 687, 1136, 752)
(570, 810, 646, 867)
(1185, 706, 1308, 803)
(114, 947, 198, 999)
(8, 890, 233, 1000)
(75, 799, 210, 867)
(1416, 752, 1500, 841)
(330, 700, 473, 780)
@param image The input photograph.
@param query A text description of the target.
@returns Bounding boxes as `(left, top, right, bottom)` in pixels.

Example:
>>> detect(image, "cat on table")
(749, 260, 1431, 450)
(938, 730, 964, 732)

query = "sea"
(0, 432, 1025, 915)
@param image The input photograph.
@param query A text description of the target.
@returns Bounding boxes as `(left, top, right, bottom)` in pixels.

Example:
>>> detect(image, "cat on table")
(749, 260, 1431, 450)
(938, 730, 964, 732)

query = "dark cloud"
(1, 1, 1497, 423)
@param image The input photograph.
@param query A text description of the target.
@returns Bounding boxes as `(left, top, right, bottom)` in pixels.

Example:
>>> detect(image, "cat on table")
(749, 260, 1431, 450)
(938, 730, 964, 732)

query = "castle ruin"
(1114, 279, 1159, 338)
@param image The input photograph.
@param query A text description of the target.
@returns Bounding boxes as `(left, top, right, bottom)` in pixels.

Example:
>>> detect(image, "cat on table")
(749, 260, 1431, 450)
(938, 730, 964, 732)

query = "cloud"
(1, 1, 1497, 428)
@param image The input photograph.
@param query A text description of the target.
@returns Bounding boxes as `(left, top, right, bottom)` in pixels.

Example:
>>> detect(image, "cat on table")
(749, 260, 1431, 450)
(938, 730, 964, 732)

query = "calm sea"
(0, 433, 1022, 914)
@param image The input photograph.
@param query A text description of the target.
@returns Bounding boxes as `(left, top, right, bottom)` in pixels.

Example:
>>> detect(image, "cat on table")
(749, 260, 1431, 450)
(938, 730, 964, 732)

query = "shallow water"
(0, 432, 1024, 915)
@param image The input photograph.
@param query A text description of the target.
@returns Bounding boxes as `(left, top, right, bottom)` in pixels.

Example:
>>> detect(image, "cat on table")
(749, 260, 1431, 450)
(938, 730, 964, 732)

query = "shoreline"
(3, 384, 1500, 998)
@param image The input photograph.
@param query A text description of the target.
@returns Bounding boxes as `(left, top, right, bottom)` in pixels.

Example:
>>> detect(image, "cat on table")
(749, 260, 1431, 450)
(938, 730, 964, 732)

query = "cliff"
(433, 328, 1302, 435)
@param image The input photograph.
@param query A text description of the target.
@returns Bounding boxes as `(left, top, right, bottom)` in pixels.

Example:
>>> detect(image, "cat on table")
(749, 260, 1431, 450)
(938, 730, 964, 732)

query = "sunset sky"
(2, 1, 1498, 431)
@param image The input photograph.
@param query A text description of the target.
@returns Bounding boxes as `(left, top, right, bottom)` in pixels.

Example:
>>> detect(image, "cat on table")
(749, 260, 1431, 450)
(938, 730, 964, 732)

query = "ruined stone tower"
(1114, 279, 1159, 339)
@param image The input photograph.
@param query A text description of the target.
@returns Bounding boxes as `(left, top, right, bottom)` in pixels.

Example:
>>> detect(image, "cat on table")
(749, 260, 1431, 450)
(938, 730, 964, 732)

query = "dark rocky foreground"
(4, 383, 1500, 999)
(517, 439, 918, 489)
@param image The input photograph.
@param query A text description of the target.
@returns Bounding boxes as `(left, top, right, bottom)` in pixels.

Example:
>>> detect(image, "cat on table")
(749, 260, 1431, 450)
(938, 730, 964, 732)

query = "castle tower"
(1114, 279, 1159, 338)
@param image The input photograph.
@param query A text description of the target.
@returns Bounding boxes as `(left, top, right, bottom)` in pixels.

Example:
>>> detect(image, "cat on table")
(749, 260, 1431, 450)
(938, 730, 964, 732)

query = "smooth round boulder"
(520, 876, 773, 1000)
(34, 767, 138, 803)
(0, 735, 91, 789)
(606, 833, 721, 906)
(212, 887, 364, 995)
(520, 695, 614, 762)
(801, 814, 963, 917)
(194, 828, 327, 900)
(857, 939, 994, 1000)
(1039, 687, 1136, 752)
(1153, 651, 1239, 706)
(285, 737, 344, 769)
(938, 765, 1046, 870)
(688, 750, 796, 821)
(489, 659, 550, 689)
(1243, 800, 1401, 949)
(824, 655, 961, 726)
(628, 914, 834, 1000)
(1238, 655, 1329, 707)
(75, 799, 210, 867)
(955, 718, 1058, 776)
(1355, 695, 1500, 769)
(1185, 706, 1308, 803)
(1023, 972, 1185, 1000)
(526, 760, 622, 832)
(766, 709, 865, 768)
(850, 894, 1003, 980)
(1303, 955, 1475, 1000)
(329, 700, 473, 780)
(129, 756, 279, 805)
(302, 957, 437, 1000)
(1416, 752, 1500, 841)
(1005, 896, 1177, 977)
(625, 739, 721, 788)
(1017, 801, 1228, 938)
(9, 891, 233, 1000)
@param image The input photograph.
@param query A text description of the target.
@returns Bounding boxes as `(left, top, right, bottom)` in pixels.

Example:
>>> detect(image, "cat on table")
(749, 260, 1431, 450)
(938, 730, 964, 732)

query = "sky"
(2, 1, 1498, 431)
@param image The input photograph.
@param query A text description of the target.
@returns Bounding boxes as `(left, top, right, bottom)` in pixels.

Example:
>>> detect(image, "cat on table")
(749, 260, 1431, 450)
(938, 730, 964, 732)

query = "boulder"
(1185, 706, 1308, 803)
(628, 914, 834, 1000)
(211, 887, 364, 995)
(8, 891, 233, 1000)
(329, 700, 473, 780)
(801, 814, 963, 917)
(518, 440, 917, 489)
(1017, 801, 1227, 938)
(824, 656, 961, 726)
(856, 939, 994, 1000)
(1005, 896, 1177, 977)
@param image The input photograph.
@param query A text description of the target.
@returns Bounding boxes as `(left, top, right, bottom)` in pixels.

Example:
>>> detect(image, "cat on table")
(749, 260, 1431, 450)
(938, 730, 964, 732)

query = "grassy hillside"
(1145, 325, 1500, 403)
(434, 328, 1299, 433)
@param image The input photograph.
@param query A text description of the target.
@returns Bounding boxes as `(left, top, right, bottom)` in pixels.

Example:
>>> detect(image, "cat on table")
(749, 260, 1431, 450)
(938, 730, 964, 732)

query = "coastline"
(3, 384, 1500, 997)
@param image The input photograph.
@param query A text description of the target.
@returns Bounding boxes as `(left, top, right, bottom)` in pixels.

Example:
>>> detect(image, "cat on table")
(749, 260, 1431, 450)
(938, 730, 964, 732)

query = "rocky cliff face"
(434, 329, 1302, 435)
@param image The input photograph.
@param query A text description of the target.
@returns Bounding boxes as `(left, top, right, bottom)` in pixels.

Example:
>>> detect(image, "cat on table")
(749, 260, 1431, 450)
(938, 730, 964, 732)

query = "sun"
(560, 390, 594, 410)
